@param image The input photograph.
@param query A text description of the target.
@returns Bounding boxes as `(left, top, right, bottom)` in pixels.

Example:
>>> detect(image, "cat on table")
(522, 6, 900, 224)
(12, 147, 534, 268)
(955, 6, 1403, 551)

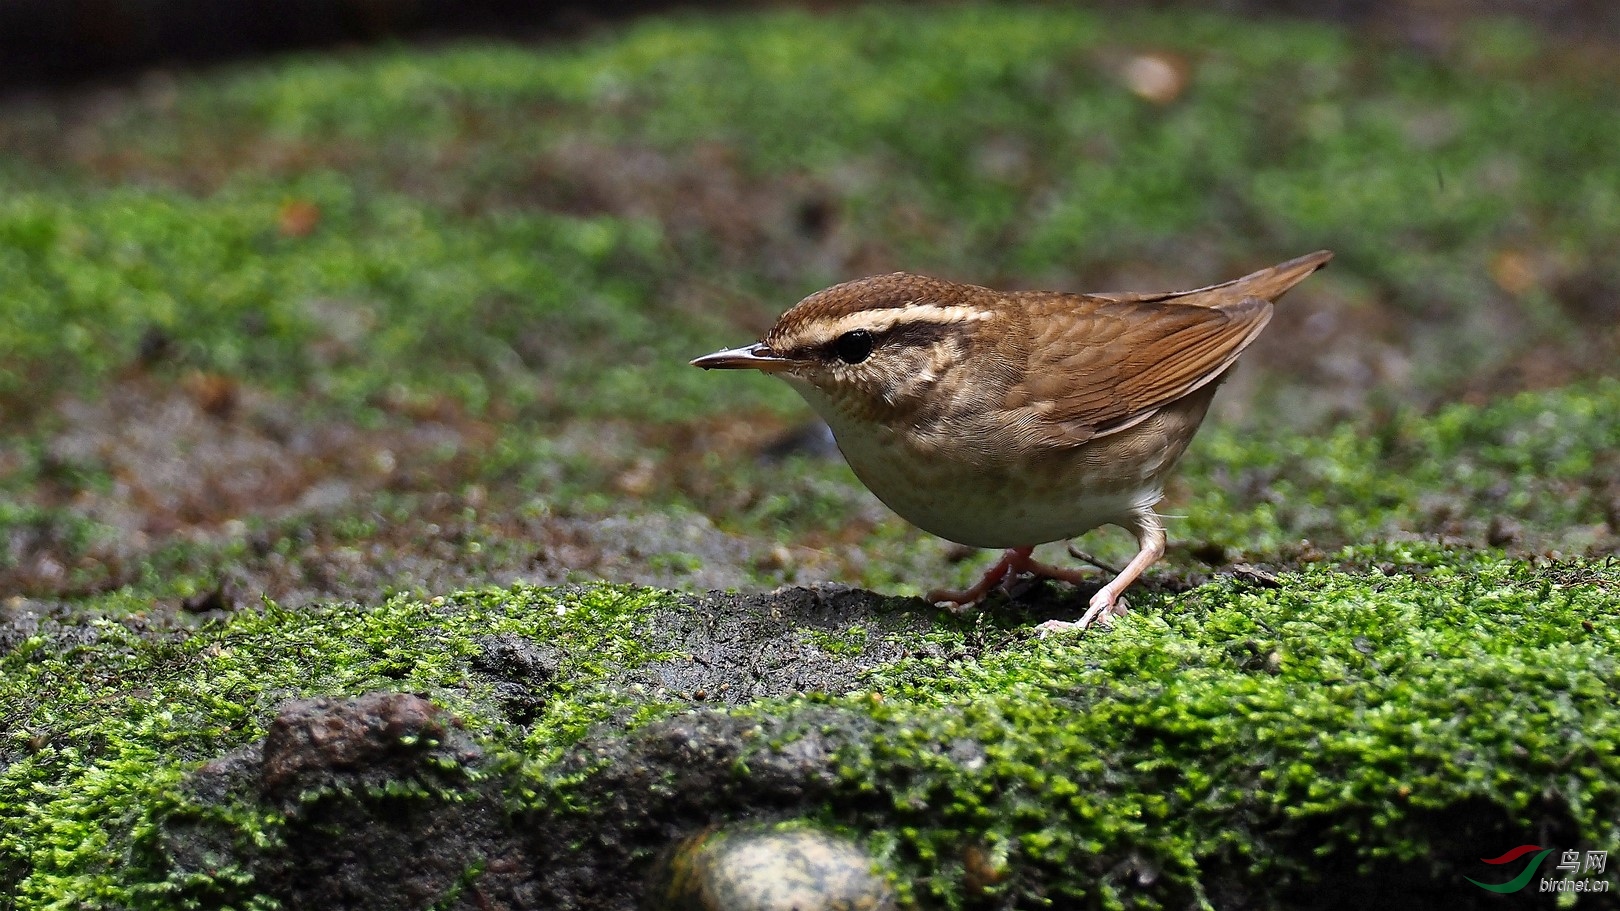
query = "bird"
(692, 251, 1332, 634)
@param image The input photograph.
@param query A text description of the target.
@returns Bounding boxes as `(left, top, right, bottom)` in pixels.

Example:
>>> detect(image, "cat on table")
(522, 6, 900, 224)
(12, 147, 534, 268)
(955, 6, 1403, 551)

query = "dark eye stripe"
(879, 320, 956, 350)
(787, 319, 959, 363)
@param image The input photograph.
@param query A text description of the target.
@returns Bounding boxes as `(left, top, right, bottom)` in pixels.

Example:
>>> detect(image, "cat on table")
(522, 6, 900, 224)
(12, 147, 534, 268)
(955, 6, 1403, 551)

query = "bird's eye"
(833, 329, 874, 364)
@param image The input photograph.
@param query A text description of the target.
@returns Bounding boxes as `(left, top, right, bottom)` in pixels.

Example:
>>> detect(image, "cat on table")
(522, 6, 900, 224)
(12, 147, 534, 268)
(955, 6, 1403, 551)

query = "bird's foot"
(1078, 588, 1131, 628)
(932, 546, 1105, 611)
(1037, 590, 1130, 638)
(929, 546, 1038, 610)
(935, 546, 1135, 636)
(927, 591, 981, 615)
(926, 583, 994, 613)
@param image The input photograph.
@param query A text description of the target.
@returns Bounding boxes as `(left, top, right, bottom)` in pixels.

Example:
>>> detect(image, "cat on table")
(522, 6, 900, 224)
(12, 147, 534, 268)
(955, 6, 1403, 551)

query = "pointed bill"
(689, 342, 796, 373)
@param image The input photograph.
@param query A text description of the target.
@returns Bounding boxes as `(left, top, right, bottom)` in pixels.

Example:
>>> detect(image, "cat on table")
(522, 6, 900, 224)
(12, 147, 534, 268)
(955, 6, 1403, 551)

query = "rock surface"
(650, 826, 896, 911)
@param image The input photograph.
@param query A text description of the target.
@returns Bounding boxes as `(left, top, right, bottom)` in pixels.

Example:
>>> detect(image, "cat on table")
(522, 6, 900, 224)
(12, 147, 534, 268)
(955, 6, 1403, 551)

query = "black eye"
(833, 329, 874, 364)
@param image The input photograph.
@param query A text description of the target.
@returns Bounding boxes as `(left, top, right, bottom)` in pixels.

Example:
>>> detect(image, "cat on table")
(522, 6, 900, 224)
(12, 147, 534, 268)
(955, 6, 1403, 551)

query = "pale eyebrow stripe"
(787, 304, 992, 348)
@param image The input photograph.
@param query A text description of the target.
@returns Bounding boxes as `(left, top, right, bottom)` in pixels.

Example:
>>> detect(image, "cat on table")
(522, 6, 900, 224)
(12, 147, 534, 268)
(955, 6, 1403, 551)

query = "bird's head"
(691, 273, 1011, 424)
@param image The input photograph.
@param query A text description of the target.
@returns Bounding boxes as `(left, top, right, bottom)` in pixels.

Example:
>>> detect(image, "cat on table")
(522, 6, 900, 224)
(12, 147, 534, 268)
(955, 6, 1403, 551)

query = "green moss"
(803, 624, 871, 657)
(1176, 379, 1620, 554)
(0, 182, 687, 418)
(766, 545, 1620, 907)
(0, 583, 678, 905)
(5, 551, 1619, 906)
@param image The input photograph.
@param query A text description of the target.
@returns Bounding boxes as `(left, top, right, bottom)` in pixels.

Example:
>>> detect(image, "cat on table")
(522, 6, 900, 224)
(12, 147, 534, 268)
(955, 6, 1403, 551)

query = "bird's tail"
(1098, 250, 1333, 309)
(1220, 250, 1334, 303)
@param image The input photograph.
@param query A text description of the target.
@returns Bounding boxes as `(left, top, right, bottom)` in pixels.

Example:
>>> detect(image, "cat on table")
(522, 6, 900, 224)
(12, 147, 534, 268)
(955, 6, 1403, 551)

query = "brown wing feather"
(1006, 294, 1273, 445)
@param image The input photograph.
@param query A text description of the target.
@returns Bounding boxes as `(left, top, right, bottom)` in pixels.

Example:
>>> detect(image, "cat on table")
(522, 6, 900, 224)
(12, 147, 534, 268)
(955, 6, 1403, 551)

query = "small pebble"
(650, 826, 895, 911)
(1121, 52, 1188, 104)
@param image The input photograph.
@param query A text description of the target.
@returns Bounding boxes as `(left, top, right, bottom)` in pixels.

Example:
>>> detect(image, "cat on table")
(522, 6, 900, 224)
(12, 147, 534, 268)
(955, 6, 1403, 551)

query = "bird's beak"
(689, 342, 796, 373)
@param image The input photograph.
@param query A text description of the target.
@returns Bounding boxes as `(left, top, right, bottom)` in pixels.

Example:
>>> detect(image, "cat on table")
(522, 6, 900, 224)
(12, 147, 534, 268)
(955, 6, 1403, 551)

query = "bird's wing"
(1003, 294, 1273, 445)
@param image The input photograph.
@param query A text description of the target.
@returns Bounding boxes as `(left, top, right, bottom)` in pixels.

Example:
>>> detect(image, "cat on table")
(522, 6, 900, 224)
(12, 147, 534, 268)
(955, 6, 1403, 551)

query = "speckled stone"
(650, 826, 896, 911)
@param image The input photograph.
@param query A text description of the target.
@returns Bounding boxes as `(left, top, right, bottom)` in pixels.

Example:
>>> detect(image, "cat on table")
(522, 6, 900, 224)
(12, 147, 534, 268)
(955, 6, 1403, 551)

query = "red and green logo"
(1466, 845, 1553, 893)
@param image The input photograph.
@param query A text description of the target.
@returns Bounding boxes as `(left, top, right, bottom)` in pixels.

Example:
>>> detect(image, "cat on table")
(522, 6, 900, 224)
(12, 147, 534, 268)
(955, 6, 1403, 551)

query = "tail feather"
(1218, 249, 1334, 304)
(1094, 250, 1333, 309)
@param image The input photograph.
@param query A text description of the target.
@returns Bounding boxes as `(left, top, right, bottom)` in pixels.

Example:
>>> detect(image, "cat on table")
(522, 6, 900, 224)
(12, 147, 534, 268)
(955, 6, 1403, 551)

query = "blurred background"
(2, 0, 1617, 620)
(5, 0, 1620, 90)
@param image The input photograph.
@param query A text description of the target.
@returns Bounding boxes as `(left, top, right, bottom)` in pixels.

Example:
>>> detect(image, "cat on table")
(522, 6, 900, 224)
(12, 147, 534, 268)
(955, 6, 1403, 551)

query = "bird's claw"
(1034, 618, 1082, 638)
(927, 589, 983, 614)
(1038, 592, 1130, 637)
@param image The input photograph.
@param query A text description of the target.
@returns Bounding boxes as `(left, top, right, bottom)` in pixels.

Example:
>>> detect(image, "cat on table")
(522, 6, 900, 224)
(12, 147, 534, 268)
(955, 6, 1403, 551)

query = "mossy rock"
(5, 548, 1618, 908)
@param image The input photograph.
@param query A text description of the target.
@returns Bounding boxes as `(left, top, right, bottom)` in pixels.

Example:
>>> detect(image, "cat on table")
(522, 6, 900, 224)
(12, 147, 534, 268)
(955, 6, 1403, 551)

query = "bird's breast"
(787, 380, 1182, 548)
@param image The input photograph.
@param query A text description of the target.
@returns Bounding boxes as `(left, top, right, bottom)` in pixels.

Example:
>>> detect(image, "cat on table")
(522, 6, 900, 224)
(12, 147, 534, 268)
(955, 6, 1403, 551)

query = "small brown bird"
(693, 251, 1331, 634)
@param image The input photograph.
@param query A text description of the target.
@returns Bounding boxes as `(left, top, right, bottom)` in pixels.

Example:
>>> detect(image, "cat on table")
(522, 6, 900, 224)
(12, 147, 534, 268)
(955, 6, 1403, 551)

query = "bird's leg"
(929, 546, 1036, 610)
(1038, 512, 1167, 637)
(932, 544, 1102, 609)
(1017, 552, 1099, 587)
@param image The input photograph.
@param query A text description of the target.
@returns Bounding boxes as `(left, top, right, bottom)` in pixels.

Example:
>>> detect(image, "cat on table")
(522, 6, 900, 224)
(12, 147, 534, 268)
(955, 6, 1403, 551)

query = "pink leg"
(1036, 511, 1166, 637)
(928, 546, 1034, 610)
(929, 545, 1103, 610)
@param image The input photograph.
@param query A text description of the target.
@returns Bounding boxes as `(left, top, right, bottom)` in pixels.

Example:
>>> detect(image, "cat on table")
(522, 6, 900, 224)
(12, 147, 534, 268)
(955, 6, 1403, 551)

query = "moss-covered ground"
(5, 550, 1618, 906)
(1, 3, 1618, 907)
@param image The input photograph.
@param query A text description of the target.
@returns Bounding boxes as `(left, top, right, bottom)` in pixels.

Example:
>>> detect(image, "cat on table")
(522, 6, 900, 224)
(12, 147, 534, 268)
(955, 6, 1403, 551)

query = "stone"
(650, 825, 895, 911)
